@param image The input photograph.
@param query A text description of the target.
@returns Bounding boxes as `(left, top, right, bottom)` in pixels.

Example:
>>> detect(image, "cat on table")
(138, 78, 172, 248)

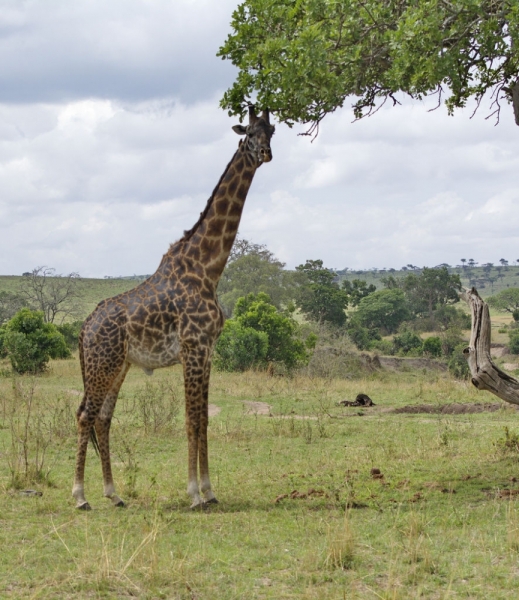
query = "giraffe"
(73, 106, 275, 510)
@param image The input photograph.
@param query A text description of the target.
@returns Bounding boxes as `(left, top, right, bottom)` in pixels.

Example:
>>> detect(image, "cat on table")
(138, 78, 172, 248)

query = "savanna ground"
(3, 355, 519, 599)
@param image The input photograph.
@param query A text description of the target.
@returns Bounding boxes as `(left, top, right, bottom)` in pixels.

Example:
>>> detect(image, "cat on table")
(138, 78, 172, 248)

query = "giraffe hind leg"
(95, 362, 130, 507)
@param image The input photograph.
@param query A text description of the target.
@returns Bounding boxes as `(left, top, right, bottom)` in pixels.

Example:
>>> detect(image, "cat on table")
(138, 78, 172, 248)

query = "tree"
(487, 288, 519, 313)
(218, 237, 297, 315)
(295, 259, 349, 326)
(354, 288, 409, 334)
(214, 292, 309, 371)
(0, 308, 70, 374)
(402, 267, 461, 320)
(342, 279, 376, 307)
(19, 267, 83, 324)
(219, 0, 519, 131)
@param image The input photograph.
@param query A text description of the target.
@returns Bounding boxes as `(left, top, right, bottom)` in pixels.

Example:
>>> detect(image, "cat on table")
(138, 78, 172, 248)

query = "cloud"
(0, 0, 238, 103)
(0, 2, 519, 278)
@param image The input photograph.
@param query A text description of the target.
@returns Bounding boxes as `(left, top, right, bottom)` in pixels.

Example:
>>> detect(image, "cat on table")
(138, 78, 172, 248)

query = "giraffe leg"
(183, 347, 216, 508)
(199, 359, 217, 505)
(72, 414, 92, 510)
(73, 389, 107, 510)
(95, 363, 130, 507)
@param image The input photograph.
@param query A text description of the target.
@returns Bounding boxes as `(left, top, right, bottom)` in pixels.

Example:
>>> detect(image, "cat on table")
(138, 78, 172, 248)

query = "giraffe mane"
(179, 147, 241, 243)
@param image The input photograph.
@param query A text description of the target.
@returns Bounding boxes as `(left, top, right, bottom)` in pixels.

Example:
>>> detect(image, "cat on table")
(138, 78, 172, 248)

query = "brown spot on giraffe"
(72, 106, 275, 510)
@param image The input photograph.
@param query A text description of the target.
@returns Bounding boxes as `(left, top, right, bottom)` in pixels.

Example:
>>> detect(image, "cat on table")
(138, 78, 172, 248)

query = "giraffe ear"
(232, 125, 247, 136)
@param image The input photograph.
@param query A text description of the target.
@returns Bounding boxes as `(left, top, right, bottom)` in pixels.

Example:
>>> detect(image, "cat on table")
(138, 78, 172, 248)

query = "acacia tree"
(219, 0, 519, 131)
(19, 267, 83, 324)
(218, 237, 297, 314)
(295, 259, 349, 326)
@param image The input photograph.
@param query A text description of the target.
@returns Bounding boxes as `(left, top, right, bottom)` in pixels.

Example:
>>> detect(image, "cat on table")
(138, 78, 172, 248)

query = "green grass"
(0, 276, 139, 321)
(3, 358, 519, 598)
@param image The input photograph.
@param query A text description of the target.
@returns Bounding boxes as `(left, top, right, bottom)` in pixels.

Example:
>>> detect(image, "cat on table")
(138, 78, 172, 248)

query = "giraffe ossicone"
(72, 106, 275, 510)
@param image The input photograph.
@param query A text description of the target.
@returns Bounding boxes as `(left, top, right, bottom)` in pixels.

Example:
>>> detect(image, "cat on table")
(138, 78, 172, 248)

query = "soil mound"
(393, 402, 516, 415)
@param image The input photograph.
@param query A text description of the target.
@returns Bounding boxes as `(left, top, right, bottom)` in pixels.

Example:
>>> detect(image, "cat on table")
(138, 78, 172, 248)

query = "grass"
(3, 357, 519, 598)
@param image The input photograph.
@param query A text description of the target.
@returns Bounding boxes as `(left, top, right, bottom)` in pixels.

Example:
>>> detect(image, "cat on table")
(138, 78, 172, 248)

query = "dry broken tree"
(462, 288, 519, 405)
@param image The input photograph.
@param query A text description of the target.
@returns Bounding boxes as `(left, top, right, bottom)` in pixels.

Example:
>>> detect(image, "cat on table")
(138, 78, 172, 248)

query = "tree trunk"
(461, 287, 519, 405)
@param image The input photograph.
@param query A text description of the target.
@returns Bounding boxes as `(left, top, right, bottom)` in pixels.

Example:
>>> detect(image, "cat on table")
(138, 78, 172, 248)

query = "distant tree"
(0, 291, 27, 325)
(355, 289, 409, 334)
(0, 308, 70, 373)
(19, 266, 83, 324)
(341, 279, 376, 307)
(487, 288, 519, 314)
(402, 267, 461, 320)
(218, 237, 298, 315)
(460, 259, 467, 269)
(295, 259, 349, 326)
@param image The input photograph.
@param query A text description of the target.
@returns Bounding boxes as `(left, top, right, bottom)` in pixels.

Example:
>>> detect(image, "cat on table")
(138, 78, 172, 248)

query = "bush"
(346, 319, 380, 350)
(392, 331, 423, 356)
(369, 339, 394, 355)
(214, 293, 308, 372)
(213, 321, 269, 371)
(448, 343, 470, 379)
(1, 308, 71, 374)
(440, 326, 464, 357)
(509, 330, 519, 355)
(56, 320, 84, 350)
(422, 336, 442, 357)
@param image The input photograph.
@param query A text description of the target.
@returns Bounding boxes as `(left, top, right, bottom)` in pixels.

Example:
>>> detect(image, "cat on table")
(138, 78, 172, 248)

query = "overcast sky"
(0, 0, 518, 278)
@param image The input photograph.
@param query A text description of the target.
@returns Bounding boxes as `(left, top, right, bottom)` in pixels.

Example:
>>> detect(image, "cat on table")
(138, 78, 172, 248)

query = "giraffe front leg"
(199, 359, 217, 505)
(183, 347, 217, 509)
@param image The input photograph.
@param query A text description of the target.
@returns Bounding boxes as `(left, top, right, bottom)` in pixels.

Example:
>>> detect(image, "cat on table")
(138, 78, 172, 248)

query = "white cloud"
(0, 1, 519, 277)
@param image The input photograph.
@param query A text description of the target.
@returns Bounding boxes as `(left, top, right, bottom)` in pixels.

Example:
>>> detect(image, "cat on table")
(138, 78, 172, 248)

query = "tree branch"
(461, 287, 519, 405)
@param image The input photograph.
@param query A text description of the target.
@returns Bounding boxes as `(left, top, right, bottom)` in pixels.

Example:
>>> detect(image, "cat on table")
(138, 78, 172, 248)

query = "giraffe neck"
(177, 141, 258, 285)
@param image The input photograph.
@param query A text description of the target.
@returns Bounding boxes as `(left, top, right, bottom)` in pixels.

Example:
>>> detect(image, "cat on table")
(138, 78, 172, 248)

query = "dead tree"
(461, 287, 519, 405)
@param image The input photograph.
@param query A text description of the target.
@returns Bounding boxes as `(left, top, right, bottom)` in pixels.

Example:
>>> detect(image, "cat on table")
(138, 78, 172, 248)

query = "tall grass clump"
(1, 376, 75, 488)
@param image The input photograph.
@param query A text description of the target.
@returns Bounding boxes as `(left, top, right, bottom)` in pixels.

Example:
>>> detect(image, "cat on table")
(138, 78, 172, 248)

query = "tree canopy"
(218, 237, 297, 315)
(295, 259, 349, 326)
(219, 0, 519, 131)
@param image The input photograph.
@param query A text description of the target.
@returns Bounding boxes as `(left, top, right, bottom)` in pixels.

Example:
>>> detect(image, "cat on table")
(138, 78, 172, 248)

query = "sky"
(0, 0, 518, 278)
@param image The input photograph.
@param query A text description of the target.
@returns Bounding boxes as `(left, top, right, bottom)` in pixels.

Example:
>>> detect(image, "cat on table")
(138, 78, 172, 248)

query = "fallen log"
(461, 287, 519, 405)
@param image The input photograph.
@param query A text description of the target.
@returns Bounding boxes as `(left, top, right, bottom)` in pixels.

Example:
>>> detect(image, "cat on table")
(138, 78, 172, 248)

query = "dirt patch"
(503, 363, 519, 371)
(208, 404, 221, 417)
(66, 389, 83, 396)
(243, 401, 272, 415)
(393, 402, 517, 415)
(490, 344, 510, 358)
(378, 357, 447, 372)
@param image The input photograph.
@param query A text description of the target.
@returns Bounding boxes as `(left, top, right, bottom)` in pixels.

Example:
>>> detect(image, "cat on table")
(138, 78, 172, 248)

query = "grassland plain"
(3, 357, 519, 598)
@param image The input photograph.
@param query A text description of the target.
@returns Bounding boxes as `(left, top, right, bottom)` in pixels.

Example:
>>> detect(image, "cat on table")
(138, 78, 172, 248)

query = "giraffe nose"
(260, 148, 272, 162)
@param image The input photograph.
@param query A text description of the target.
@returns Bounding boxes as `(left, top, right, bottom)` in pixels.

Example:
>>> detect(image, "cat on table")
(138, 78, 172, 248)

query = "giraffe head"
(232, 106, 275, 166)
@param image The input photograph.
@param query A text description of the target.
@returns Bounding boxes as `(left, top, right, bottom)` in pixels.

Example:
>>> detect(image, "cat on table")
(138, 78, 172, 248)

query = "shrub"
(213, 320, 269, 372)
(214, 293, 308, 372)
(422, 336, 442, 357)
(393, 331, 423, 356)
(448, 343, 470, 379)
(2, 308, 70, 374)
(56, 320, 84, 350)
(369, 339, 394, 355)
(509, 330, 519, 355)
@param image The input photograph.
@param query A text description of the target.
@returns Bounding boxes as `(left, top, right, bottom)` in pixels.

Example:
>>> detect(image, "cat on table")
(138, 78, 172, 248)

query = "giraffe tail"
(90, 428, 100, 456)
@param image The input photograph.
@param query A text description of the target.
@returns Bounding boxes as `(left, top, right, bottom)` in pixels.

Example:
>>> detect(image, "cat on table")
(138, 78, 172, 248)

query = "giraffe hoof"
(77, 502, 91, 511)
(204, 497, 219, 506)
(114, 500, 126, 508)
